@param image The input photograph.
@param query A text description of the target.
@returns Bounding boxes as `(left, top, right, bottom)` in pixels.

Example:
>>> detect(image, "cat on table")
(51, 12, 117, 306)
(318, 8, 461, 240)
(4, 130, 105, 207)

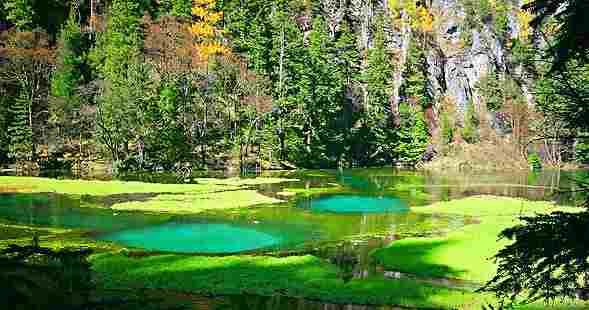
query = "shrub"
(527, 153, 542, 171)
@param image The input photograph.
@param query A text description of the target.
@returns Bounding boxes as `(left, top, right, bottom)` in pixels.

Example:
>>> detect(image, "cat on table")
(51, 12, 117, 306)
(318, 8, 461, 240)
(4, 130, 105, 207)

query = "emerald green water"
(0, 193, 162, 231)
(0, 169, 585, 254)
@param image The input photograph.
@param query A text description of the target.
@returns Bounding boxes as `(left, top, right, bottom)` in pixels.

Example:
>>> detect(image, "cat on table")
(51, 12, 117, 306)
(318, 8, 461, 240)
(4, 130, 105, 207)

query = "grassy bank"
(90, 252, 488, 309)
(0, 176, 296, 214)
(0, 176, 296, 196)
(110, 190, 284, 213)
(371, 196, 581, 283)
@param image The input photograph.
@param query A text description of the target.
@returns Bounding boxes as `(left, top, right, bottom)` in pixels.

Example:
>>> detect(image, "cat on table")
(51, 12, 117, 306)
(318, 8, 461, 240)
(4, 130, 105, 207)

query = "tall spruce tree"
(356, 16, 396, 166)
(8, 88, 33, 162)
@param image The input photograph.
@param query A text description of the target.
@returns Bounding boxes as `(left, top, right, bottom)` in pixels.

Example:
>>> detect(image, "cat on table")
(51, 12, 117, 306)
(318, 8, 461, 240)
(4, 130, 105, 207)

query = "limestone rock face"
(336, 0, 531, 129)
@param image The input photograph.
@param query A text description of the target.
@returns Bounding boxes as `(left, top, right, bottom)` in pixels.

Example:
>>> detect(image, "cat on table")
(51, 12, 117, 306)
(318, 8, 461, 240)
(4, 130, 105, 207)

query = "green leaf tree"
(461, 101, 480, 143)
(3, 0, 34, 31)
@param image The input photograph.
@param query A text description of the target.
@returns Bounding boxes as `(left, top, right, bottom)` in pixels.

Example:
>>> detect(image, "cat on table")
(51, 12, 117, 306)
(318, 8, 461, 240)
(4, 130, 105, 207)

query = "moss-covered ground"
(90, 251, 489, 309)
(0, 176, 295, 196)
(371, 196, 580, 283)
(109, 190, 284, 214)
(0, 176, 294, 214)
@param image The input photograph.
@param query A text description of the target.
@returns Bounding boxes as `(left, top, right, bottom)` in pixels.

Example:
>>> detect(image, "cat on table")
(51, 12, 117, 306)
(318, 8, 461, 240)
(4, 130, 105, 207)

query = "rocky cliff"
(318, 0, 534, 133)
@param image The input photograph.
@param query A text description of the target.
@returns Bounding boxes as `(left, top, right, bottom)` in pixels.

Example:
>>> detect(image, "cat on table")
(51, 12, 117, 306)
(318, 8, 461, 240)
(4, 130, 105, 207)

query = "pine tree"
(0, 89, 9, 163)
(287, 16, 346, 166)
(50, 11, 92, 162)
(307, 17, 346, 165)
(334, 21, 360, 84)
(8, 88, 33, 162)
(51, 15, 84, 100)
(267, 11, 305, 163)
(365, 18, 394, 117)
(395, 103, 429, 164)
(401, 39, 432, 108)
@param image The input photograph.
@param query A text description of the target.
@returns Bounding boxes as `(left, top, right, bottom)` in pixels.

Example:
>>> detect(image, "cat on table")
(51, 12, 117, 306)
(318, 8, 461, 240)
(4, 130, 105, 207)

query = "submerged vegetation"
(0, 173, 588, 309)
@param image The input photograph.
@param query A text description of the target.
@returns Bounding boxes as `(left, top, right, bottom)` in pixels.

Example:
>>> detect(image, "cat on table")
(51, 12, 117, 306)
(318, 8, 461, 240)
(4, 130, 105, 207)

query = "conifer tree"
(8, 88, 33, 162)
(365, 17, 394, 117)
(52, 15, 84, 100)
(401, 39, 431, 108)
(395, 105, 429, 164)
(50, 11, 91, 160)
(351, 16, 396, 165)
(0, 89, 8, 163)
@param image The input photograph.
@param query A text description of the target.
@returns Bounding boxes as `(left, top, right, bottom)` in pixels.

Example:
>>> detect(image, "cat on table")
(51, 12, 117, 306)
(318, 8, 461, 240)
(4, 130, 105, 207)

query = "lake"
(0, 169, 583, 255)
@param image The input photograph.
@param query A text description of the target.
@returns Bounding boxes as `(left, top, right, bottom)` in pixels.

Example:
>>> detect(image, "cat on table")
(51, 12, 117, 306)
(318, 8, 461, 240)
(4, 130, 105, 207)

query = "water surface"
(0, 169, 584, 254)
(101, 223, 281, 253)
(300, 195, 408, 213)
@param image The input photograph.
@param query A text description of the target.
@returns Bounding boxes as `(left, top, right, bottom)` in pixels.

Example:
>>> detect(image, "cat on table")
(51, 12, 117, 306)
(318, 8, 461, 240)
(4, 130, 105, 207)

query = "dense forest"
(0, 0, 587, 175)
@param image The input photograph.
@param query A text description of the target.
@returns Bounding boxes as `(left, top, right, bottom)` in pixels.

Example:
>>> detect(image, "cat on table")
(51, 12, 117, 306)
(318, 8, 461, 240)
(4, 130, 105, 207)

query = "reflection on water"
(263, 169, 588, 206)
(0, 193, 165, 231)
(0, 192, 462, 254)
(0, 169, 585, 308)
(208, 294, 401, 310)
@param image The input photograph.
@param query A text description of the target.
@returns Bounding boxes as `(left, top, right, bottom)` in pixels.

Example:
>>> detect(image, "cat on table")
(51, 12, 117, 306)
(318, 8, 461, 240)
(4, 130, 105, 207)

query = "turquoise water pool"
(300, 195, 409, 213)
(101, 223, 281, 253)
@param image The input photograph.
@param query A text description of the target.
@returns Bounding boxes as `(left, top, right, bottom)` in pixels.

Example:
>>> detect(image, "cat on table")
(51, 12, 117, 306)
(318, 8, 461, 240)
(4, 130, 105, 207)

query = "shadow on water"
(0, 193, 168, 232)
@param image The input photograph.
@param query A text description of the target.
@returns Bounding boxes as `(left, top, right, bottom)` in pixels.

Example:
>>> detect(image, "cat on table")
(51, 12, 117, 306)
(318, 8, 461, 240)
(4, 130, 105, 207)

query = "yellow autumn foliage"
(191, 6, 208, 17)
(190, 22, 215, 37)
(388, 0, 433, 33)
(417, 6, 434, 33)
(517, 9, 533, 41)
(194, 0, 216, 6)
(197, 42, 231, 58)
(204, 11, 223, 24)
(189, 0, 231, 62)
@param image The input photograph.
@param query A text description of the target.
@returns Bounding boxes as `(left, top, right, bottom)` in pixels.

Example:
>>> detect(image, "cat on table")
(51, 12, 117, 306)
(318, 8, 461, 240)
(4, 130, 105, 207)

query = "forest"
(0, 0, 586, 176)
